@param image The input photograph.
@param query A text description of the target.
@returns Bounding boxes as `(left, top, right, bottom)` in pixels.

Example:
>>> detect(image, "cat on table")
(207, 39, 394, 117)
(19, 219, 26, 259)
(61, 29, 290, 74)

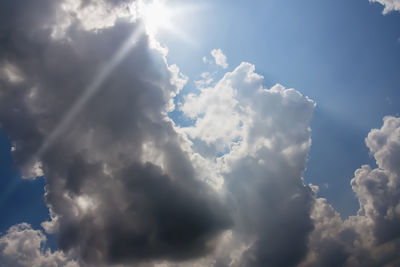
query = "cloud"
(1, 0, 400, 266)
(178, 72, 400, 267)
(0, 1, 318, 260)
(211, 49, 229, 69)
(0, 62, 24, 84)
(0, 223, 78, 267)
(0, 0, 229, 265)
(180, 62, 316, 266)
(369, 0, 400, 13)
(301, 116, 400, 267)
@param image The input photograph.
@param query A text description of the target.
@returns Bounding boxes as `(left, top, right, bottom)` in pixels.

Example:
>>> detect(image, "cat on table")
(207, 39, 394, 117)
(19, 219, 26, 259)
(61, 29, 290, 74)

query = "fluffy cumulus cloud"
(369, 0, 400, 13)
(0, 223, 78, 267)
(180, 61, 316, 266)
(1, 0, 400, 266)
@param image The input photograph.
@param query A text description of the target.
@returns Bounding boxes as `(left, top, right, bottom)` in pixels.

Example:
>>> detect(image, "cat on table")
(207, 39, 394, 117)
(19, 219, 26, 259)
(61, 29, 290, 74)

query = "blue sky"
(0, 0, 400, 266)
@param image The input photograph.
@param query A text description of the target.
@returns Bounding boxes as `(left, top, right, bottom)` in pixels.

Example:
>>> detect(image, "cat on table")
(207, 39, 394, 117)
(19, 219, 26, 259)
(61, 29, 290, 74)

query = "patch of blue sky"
(0, 134, 50, 234)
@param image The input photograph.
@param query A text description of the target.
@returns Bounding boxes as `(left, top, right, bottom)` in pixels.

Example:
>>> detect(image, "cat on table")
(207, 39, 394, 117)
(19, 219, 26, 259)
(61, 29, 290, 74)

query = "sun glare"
(142, 0, 173, 34)
(139, 0, 198, 44)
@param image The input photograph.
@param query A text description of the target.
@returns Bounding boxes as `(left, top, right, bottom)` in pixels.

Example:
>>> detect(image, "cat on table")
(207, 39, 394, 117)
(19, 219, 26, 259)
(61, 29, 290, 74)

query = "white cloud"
(180, 61, 316, 266)
(370, 0, 400, 13)
(0, 223, 78, 267)
(211, 49, 229, 69)
(21, 161, 44, 179)
(52, 0, 140, 38)
(180, 66, 400, 266)
(301, 116, 400, 267)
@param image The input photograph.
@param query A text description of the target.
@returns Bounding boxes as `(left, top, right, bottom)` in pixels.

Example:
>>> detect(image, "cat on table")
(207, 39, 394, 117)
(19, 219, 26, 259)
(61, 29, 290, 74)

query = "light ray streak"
(32, 24, 145, 164)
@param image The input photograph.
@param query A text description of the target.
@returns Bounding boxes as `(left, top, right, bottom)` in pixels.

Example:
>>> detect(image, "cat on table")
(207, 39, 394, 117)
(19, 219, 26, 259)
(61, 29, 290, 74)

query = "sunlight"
(142, 0, 173, 34)
(139, 0, 199, 44)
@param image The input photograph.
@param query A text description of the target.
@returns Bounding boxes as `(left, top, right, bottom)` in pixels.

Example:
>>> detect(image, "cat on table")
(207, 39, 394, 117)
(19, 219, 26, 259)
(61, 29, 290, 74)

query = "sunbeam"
(32, 25, 145, 165)
(142, 0, 173, 34)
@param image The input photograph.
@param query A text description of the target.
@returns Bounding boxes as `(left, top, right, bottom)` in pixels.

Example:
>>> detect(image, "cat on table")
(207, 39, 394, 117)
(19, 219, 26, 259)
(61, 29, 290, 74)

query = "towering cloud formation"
(180, 62, 316, 266)
(1, 0, 400, 266)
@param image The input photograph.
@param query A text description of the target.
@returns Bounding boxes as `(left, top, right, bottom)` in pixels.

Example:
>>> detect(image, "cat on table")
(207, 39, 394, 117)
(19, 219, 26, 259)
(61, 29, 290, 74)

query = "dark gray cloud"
(0, 0, 229, 265)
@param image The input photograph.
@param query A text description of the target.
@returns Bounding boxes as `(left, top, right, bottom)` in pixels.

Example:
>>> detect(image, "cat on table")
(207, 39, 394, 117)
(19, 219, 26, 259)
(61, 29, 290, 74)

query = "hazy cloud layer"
(1, 0, 400, 266)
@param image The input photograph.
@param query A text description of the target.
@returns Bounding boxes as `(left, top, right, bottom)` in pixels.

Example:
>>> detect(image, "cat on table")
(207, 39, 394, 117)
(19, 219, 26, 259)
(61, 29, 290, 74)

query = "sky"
(0, 0, 400, 266)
